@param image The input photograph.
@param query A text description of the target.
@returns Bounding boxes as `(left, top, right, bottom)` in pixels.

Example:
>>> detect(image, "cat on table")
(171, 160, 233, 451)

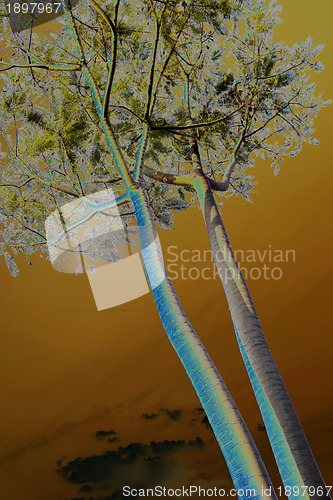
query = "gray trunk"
(193, 174, 329, 499)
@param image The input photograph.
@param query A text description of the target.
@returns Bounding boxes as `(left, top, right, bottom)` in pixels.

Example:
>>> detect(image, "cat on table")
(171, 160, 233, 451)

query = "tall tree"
(0, 1, 278, 498)
(0, 0, 330, 497)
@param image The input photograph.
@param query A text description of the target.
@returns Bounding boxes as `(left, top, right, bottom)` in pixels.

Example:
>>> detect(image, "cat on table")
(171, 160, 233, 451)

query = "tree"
(0, 0, 330, 497)
(0, 2, 278, 498)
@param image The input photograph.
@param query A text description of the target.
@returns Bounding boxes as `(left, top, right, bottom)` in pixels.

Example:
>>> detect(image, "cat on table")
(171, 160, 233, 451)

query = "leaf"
(308, 137, 320, 145)
(313, 61, 325, 73)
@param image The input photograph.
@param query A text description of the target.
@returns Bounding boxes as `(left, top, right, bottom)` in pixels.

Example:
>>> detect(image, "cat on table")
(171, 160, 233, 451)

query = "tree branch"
(87, 0, 119, 120)
(0, 63, 82, 72)
(133, 125, 150, 182)
(64, 8, 134, 191)
(142, 164, 194, 186)
(150, 101, 247, 131)
(144, 0, 163, 120)
(150, 15, 189, 113)
(213, 104, 252, 191)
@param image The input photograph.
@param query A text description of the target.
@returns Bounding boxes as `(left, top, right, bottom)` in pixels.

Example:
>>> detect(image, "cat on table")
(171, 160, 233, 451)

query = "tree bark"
(193, 172, 329, 499)
(77, 30, 275, 496)
(130, 185, 276, 500)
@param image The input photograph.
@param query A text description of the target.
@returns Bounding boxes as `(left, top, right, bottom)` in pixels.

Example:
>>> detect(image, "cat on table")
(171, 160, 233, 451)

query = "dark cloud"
(140, 412, 159, 420)
(117, 442, 147, 456)
(195, 407, 204, 414)
(79, 484, 93, 492)
(140, 408, 184, 421)
(93, 430, 117, 441)
(57, 437, 204, 494)
(57, 409, 214, 498)
(189, 437, 204, 447)
(257, 423, 266, 432)
(150, 437, 204, 455)
(159, 408, 183, 421)
(190, 407, 205, 424)
(200, 415, 213, 431)
(108, 437, 119, 444)
(140, 408, 184, 420)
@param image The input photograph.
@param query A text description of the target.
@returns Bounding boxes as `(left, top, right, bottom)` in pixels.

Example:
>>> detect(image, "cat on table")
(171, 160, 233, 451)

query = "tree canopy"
(0, 0, 330, 275)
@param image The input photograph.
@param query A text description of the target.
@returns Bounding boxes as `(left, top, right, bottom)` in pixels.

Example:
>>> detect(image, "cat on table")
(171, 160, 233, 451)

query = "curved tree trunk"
(64, 8, 275, 499)
(76, 29, 275, 496)
(130, 185, 276, 500)
(193, 172, 329, 499)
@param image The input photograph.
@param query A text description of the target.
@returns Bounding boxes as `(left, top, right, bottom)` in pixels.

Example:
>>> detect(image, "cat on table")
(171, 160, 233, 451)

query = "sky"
(0, 1, 332, 499)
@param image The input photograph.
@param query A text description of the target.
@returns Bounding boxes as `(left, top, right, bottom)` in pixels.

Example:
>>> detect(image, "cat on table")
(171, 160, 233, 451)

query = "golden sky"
(0, 1, 332, 499)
